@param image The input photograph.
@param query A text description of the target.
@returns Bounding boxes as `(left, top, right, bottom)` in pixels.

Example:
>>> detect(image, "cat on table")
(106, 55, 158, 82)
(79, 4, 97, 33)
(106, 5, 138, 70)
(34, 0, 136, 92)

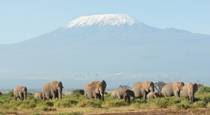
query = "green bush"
(175, 99, 191, 109)
(72, 89, 84, 96)
(197, 86, 210, 94)
(105, 99, 128, 107)
(151, 97, 180, 108)
(54, 98, 78, 108)
(196, 86, 210, 103)
(192, 101, 207, 108)
(78, 99, 102, 108)
(131, 99, 149, 109)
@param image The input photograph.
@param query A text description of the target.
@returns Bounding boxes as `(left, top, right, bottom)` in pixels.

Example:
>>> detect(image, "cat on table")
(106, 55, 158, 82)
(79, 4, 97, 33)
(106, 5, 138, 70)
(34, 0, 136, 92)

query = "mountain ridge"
(0, 14, 209, 88)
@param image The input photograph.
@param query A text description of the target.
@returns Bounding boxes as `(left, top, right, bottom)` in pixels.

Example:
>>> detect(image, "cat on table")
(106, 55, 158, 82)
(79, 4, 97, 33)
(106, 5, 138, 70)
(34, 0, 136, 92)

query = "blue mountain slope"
(0, 14, 209, 88)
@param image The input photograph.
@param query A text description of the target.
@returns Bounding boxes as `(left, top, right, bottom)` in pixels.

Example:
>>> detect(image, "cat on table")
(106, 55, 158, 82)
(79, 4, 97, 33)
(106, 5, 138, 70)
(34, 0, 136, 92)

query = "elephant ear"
(193, 83, 198, 92)
(58, 81, 64, 88)
(175, 82, 184, 90)
(149, 82, 155, 92)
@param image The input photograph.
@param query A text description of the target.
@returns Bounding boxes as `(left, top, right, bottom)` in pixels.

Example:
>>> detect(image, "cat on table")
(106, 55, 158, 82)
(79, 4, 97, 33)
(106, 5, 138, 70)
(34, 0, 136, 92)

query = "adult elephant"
(42, 81, 63, 100)
(132, 81, 155, 100)
(13, 85, 27, 100)
(34, 92, 45, 100)
(161, 82, 184, 97)
(111, 87, 135, 103)
(180, 83, 198, 102)
(84, 80, 106, 101)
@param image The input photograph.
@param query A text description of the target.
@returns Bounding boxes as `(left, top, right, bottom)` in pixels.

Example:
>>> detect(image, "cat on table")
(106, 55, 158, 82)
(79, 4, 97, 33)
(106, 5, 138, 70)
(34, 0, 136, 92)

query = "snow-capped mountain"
(66, 14, 137, 28)
(0, 14, 210, 88)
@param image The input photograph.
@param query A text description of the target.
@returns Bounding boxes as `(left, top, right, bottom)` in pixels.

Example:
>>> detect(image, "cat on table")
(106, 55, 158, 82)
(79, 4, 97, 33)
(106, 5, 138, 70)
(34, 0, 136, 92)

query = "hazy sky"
(0, 0, 209, 44)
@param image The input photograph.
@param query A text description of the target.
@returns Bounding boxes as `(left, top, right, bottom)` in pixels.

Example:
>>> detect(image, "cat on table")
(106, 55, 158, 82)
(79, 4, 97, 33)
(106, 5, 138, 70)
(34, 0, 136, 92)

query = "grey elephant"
(132, 81, 155, 100)
(34, 92, 45, 100)
(13, 85, 27, 100)
(111, 86, 135, 103)
(180, 83, 198, 102)
(161, 81, 184, 97)
(42, 81, 63, 100)
(147, 92, 161, 100)
(84, 80, 106, 101)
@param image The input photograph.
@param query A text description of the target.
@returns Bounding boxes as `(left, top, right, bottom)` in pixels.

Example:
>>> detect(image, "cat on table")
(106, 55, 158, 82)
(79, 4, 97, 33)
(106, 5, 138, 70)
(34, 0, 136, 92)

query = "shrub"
(105, 99, 128, 107)
(54, 98, 78, 108)
(155, 98, 170, 108)
(35, 104, 49, 111)
(78, 99, 102, 108)
(131, 100, 148, 109)
(72, 89, 84, 96)
(192, 101, 207, 108)
(197, 86, 210, 94)
(176, 100, 191, 109)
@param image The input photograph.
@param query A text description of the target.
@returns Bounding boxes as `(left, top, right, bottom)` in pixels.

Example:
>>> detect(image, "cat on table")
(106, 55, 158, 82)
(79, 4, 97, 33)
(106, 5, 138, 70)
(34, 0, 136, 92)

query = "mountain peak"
(65, 14, 138, 28)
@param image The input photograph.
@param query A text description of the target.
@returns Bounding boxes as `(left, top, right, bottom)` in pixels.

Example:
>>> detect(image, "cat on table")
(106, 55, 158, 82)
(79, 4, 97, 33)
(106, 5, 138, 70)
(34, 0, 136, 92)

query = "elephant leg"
(58, 91, 62, 99)
(143, 91, 147, 100)
(124, 95, 130, 103)
(18, 92, 22, 100)
(190, 95, 194, 102)
(174, 90, 180, 98)
(101, 94, 104, 101)
(127, 96, 131, 103)
(14, 96, 18, 101)
(84, 92, 88, 97)
(23, 93, 26, 100)
(50, 89, 56, 99)
(52, 92, 56, 99)
(45, 92, 50, 100)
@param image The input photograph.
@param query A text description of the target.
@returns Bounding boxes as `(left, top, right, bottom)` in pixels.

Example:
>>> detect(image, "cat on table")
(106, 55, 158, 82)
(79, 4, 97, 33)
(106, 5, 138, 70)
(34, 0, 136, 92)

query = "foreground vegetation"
(0, 86, 210, 114)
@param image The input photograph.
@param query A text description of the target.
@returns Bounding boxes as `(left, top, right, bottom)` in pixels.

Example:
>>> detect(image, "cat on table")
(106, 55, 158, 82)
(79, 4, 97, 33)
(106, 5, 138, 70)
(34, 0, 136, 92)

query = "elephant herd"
(5, 80, 198, 103)
(111, 81, 198, 103)
(13, 81, 63, 100)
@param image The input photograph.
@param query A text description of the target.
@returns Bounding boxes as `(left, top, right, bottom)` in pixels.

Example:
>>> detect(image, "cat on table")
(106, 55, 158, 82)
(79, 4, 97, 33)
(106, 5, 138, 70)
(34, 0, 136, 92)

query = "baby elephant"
(180, 83, 198, 102)
(111, 87, 135, 103)
(13, 85, 27, 101)
(34, 92, 45, 100)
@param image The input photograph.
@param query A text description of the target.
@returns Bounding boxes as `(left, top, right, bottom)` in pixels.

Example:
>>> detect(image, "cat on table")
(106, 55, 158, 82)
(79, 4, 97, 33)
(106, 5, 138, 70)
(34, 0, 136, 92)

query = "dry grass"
(0, 86, 210, 115)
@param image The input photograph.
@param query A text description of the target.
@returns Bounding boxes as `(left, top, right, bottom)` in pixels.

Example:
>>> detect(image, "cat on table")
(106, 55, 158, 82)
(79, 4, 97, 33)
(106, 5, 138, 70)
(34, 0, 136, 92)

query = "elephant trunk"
(58, 88, 63, 99)
(189, 90, 194, 102)
(100, 92, 104, 101)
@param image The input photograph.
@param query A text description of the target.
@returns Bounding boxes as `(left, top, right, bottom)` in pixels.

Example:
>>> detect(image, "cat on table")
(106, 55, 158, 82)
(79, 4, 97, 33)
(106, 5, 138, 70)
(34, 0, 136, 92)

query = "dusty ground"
(0, 107, 210, 115)
(2, 107, 210, 115)
(89, 108, 210, 115)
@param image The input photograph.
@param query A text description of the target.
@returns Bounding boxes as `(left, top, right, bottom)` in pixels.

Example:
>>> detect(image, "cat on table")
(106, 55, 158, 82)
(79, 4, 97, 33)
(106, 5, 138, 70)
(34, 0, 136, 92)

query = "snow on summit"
(66, 14, 137, 28)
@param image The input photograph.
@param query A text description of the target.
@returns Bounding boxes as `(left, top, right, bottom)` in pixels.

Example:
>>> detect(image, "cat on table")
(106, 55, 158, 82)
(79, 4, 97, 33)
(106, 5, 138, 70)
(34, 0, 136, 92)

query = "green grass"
(0, 85, 210, 113)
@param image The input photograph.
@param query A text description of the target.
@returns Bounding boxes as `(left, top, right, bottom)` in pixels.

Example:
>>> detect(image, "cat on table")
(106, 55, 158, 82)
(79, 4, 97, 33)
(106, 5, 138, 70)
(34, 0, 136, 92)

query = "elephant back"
(43, 82, 51, 92)
(161, 83, 173, 96)
(14, 85, 27, 93)
(132, 81, 154, 94)
(85, 81, 98, 91)
(172, 82, 185, 91)
(111, 88, 125, 99)
(51, 81, 63, 90)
